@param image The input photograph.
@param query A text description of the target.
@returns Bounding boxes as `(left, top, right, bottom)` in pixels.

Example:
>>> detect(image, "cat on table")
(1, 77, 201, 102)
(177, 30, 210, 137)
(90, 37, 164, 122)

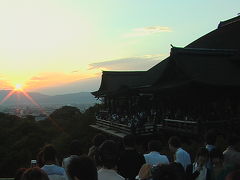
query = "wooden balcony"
(90, 116, 229, 137)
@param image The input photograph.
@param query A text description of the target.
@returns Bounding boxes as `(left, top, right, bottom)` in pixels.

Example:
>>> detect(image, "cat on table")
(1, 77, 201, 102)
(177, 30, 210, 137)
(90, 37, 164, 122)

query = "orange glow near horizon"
(6, 71, 99, 92)
(0, 87, 65, 133)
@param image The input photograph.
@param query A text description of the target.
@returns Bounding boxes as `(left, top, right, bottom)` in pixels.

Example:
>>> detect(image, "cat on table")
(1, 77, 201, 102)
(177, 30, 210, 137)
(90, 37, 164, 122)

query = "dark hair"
(36, 150, 44, 168)
(196, 147, 209, 158)
(227, 135, 240, 146)
(42, 144, 57, 162)
(168, 136, 181, 148)
(98, 140, 118, 169)
(226, 170, 240, 180)
(152, 164, 178, 180)
(169, 162, 186, 180)
(148, 140, 162, 152)
(70, 140, 82, 155)
(21, 167, 49, 180)
(92, 134, 106, 147)
(210, 148, 223, 160)
(68, 155, 97, 180)
(205, 130, 217, 145)
(14, 168, 27, 180)
(123, 134, 136, 148)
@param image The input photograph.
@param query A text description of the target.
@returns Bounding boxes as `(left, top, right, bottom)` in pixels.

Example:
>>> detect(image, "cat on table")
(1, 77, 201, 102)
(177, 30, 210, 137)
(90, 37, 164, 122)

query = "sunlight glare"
(15, 84, 23, 91)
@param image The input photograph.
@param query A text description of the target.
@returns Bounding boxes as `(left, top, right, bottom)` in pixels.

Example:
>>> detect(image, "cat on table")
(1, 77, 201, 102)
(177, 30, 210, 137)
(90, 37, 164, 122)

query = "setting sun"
(15, 84, 23, 91)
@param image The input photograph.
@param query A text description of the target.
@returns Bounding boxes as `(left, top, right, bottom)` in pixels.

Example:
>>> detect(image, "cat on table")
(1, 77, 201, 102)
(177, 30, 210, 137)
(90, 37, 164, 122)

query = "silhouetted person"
(144, 140, 169, 166)
(169, 162, 187, 180)
(22, 167, 49, 180)
(205, 129, 217, 170)
(14, 168, 27, 180)
(186, 147, 210, 180)
(98, 140, 124, 180)
(37, 150, 44, 168)
(223, 135, 240, 168)
(41, 144, 66, 180)
(117, 134, 145, 180)
(210, 148, 234, 180)
(151, 164, 178, 180)
(67, 155, 97, 180)
(62, 140, 82, 180)
(88, 134, 106, 170)
(226, 170, 240, 180)
(168, 136, 191, 171)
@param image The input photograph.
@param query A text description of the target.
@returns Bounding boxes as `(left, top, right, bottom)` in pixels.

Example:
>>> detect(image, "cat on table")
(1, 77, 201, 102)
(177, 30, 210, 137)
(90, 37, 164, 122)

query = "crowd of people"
(96, 111, 147, 129)
(14, 130, 240, 180)
(97, 97, 240, 128)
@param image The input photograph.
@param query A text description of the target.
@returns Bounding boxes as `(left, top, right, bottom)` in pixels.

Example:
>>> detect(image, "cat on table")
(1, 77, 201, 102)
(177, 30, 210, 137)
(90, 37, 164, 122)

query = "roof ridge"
(171, 47, 238, 56)
(218, 15, 240, 28)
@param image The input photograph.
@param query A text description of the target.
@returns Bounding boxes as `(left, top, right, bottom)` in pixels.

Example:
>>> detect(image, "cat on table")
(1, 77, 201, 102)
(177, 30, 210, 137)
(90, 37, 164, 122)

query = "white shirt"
(41, 164, 66, 180)
(98, 168, 124, 180)
(62, 155, 79, 180)
(193, 162, 207, 180)
(205, 144, 215, 169)
(144, 151, 169, 166)
(175, 148, 191, 170)
(206, 144, 215, 152)
(223, 146, 240, 167)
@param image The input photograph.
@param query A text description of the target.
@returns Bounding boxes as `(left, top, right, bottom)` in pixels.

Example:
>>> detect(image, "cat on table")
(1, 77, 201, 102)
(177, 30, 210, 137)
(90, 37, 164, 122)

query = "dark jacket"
(117, 148, 145, 180)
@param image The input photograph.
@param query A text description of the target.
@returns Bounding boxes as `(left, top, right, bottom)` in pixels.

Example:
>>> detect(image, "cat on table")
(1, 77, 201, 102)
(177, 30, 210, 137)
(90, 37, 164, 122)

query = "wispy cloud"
(30, 76, 48, 81)
(124, 26, 172, 37)
(26, 72, 96, 91)
(0, 77, 13, 90)
(89, 54, 167, 71)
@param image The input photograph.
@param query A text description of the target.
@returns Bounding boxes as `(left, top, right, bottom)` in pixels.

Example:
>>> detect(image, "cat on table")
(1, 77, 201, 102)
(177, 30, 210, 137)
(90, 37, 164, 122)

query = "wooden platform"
(90, 116, 232, 137)
(90, 124, 129, 138)
(90, 118, 163, 138)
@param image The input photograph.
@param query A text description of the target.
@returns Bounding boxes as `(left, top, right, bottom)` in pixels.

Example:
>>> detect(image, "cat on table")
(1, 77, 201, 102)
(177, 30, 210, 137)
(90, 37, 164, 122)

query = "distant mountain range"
(0, 90, 98, 106)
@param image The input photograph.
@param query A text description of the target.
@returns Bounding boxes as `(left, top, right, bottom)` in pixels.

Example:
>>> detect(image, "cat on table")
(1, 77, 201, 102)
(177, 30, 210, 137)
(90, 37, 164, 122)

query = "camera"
(31, 160, 37, 167)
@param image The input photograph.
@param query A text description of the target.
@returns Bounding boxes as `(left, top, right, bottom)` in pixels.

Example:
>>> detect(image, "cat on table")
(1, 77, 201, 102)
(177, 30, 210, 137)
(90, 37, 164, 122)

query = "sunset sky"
(0, 0, 239, 95)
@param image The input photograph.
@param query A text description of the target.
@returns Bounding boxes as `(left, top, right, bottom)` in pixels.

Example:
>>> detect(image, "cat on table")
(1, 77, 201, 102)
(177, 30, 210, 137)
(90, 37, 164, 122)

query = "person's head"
(92, 134, 106, 147)
(152, 164, 178, 180)
(226, 170, 240, 180)
(148, 140, 162, 152)
(195, 147, 209, 166)
(210, 148, 223, 168)
(36, 150, 44, 168)
(168, 162, 186, 180)
(68, 155, 97, 180)
(123, 134, 136, 148)
(98, 140, 118, 169)
(227, 135, 240, 150)
(14, 168, 27, 180)
(205, 129, 217, 145)
(21, 167, 49, 180)
(42, 144, 57, 163)
(70, 140, 82, 156)
(168, 136, 181, 152)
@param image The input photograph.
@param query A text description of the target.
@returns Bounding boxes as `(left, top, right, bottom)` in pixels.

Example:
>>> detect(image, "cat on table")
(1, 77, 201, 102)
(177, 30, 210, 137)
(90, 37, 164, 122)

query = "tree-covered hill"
(0, 104, 101, 177)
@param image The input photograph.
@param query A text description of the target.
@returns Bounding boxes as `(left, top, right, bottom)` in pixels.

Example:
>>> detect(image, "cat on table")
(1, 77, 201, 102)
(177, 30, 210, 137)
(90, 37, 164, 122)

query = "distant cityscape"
(0, 103, 95, 121)
(0, 90, 99, 120)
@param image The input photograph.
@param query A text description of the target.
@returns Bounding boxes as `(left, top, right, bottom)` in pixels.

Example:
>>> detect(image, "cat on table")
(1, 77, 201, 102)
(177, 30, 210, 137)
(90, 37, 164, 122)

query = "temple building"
(91, 16, 240, 138)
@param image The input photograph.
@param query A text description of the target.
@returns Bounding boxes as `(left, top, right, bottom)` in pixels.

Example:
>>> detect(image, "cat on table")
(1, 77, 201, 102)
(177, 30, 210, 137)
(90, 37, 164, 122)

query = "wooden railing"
(94, 117, 229, 136)
(163, 119, 198, 134)
(95, 117, 158, 135)
(163, 119, 228, 134)
(96, 118, 131, 134)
